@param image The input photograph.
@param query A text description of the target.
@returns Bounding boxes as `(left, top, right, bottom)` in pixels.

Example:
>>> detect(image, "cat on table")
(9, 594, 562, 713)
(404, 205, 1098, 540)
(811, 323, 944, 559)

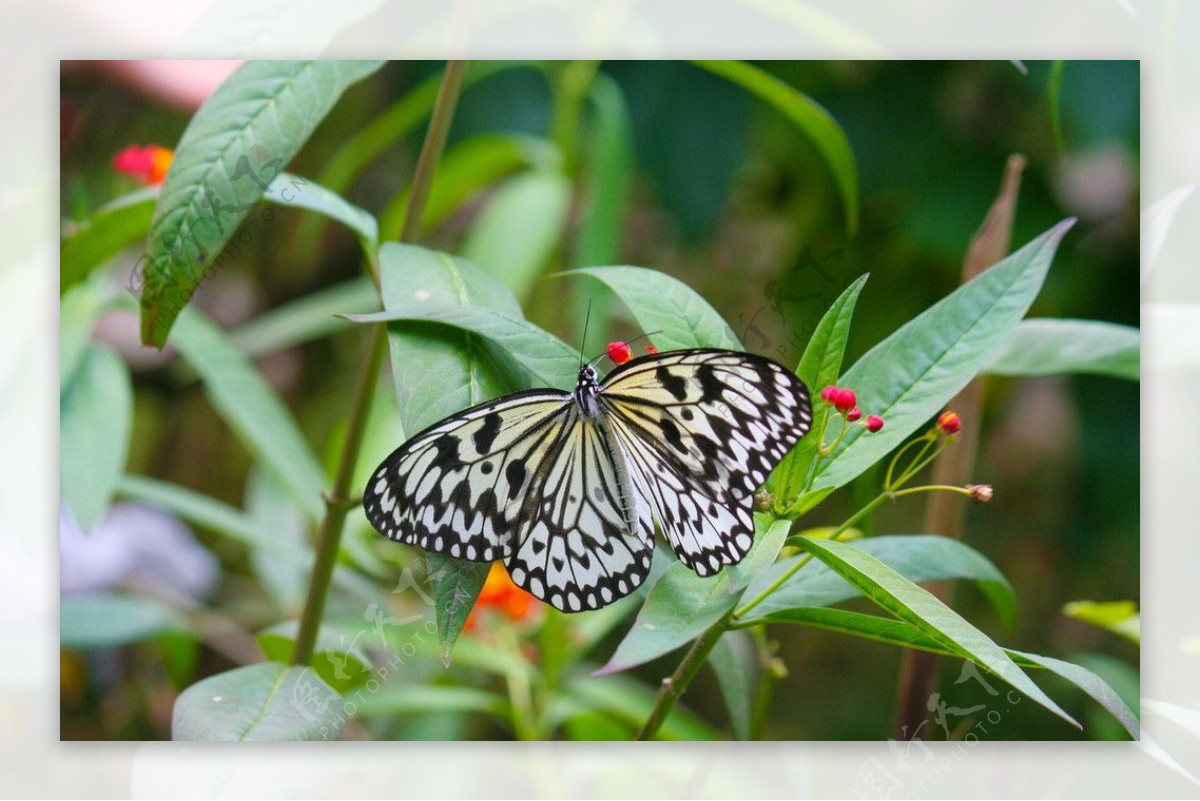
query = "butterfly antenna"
(579, 298, 593, 370)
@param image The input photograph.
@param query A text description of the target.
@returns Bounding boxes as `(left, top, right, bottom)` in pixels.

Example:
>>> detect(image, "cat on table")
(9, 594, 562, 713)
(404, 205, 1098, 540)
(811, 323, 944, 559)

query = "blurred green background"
(60, 60, 1139, 740)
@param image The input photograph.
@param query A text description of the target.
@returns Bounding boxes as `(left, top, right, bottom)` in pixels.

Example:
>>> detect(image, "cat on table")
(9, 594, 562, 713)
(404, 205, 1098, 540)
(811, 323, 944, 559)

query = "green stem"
(292, 60, 469, 668)
(735, 491, 891, 620)
(635, 606, 736, 741)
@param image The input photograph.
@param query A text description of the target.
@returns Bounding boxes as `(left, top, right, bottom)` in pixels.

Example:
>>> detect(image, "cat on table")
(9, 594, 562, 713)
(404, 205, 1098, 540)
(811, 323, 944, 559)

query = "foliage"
(59, 59, 1139, 741)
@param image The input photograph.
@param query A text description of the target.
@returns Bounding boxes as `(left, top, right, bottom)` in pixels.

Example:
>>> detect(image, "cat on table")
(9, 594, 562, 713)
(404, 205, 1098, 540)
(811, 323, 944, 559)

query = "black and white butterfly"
(364, 348, 812, 612)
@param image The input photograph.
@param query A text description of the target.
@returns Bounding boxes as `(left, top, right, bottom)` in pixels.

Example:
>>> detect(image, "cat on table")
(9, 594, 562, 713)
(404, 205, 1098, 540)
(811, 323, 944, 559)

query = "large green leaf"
(740, 534, 1015, 629)
(60, 345, 132, 530)
(708, 630, 758, 740)
(693, 60, 859, 235)
(563, 265, 741, 352)
(264, 172, 378, 247)
(60, 591, 184, 649)
(60, 277, 108, 390)
(816, 220, 1075, 491)
(596, 516, 789, 675)
(792, 535, 1076, 727)
(172, 663, 344, 741)
(171, 309, 328, 521)
(256, 620, 373, 694)
(378, 244, 527, 435)
(771, 274, 868, 508)
(461, 170, 572, 303)
(758, 607, 1137, 738)
(345, 302, 578, 391)
(141, 59, 383, 346)
(985, 318, 1139, 381)
(60, 186, 158, 296)
(353, 684, 510, 720)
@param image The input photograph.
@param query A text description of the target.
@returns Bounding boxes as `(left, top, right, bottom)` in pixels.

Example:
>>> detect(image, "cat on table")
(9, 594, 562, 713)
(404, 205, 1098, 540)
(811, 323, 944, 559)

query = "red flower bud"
(607, 341, 633, 364)
(113, 144, 174, 185)
(865, 415, 884, 432)
(820, 385, 837, 404)
(833, 388, 857, 413)
(846, 407, 862, 422)
(644, 344, 659, 355)
(938, 411, 962, 435)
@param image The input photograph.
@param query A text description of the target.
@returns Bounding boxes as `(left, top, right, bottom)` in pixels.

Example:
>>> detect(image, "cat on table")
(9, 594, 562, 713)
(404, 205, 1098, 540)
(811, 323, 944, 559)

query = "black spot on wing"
(473, 412, 502, 454)
(505, 459, 527, 500)
(656, 365, 689, 401)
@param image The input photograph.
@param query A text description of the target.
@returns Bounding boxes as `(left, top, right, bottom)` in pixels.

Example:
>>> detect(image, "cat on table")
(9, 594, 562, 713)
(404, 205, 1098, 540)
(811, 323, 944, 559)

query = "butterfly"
(363, 347, 812, 612)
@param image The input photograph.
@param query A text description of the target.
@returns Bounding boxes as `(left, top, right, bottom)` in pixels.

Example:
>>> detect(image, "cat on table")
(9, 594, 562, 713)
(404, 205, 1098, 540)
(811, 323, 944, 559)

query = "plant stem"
(635, 606, 736, 741)
(292, 60, 468, 668)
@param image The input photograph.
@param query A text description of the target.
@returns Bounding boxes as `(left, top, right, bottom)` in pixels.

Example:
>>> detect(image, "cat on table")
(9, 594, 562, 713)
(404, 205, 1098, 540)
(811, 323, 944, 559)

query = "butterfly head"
(574, 364, 602, 418)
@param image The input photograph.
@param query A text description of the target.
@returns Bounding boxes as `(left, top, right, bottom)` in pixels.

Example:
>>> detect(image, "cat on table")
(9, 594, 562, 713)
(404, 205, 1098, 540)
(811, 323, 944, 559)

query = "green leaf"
(563, 265, 741, 351)
(1012, 650, 1139, 738)
(60, 186, 158, 296)
(378, 244, 527, 435)
(380, 132, 559, 243)
(575, 73, 634, 267)
(141, 59, 384, 346)
(231, 276, 379, 358)
(353, 684, 510, 720)
(792, 535, 1077, 727)
(771, 274, 868, 506)
(345, 302, 578, 391)
(1063, 600, 1141, 644)
(172, 663, 344, 741)
(708, 630, 758, 740)
(427, 555, 492, 667)
(245, 467, 309, 615)
(740, 534, 1016, 630)
(60, 591, 184, 648)
(265, 172, 378, 247)
(816, 220, 1076, 492)
(256, 620, 373, 694)
(171, 309, 328, 521)
(59, 277, 108, 390)
(461, 170, 572, 302)
(596, 516, 788, 675)
(60, 345, 132, 530)
(693, 59, 859, 235)
(985, 318, 1139, 381)
(755, 607, 1138, 738)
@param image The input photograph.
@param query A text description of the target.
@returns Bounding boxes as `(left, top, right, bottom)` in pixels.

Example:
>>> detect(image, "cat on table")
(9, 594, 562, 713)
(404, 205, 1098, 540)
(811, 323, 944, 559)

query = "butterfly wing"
(504, 407, 651, 611)
(365, 389, 651, 612)
(599, 349, 811, 573)
(365, 389, 574, 562)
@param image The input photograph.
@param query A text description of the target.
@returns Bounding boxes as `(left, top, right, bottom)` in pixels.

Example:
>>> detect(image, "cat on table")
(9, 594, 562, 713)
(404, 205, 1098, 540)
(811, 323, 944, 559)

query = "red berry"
(865, 415, 884, 432)
(607, 341, 633, 364)
(820, 385, 837, 404)
(833, 388, 857, 413)
(938, 411, 962, 435)
(846, 407, 862, 422)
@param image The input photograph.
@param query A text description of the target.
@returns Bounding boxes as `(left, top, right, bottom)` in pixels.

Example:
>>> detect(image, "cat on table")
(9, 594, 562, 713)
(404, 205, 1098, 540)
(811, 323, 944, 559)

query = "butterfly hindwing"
(505, 408, 651, 611)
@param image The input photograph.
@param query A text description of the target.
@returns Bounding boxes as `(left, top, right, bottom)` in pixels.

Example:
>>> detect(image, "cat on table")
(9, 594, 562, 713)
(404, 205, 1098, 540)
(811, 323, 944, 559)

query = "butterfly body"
(365, 348, 812, 612)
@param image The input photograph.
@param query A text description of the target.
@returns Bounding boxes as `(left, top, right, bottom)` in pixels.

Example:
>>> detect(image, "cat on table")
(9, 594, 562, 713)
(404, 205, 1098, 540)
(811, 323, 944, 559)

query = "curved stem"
(292, 60, 469, 668)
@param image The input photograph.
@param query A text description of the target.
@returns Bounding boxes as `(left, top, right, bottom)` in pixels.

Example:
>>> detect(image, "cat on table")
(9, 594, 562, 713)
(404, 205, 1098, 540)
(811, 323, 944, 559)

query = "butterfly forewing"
(365, 390, 572, 562)
(599, 349, 813, 501)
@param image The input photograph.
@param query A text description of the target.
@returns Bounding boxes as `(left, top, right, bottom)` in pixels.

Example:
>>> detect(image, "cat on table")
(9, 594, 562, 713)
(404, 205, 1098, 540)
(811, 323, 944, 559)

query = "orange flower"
(113, 144, 174, 185)
(464, 563, 539, 631)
